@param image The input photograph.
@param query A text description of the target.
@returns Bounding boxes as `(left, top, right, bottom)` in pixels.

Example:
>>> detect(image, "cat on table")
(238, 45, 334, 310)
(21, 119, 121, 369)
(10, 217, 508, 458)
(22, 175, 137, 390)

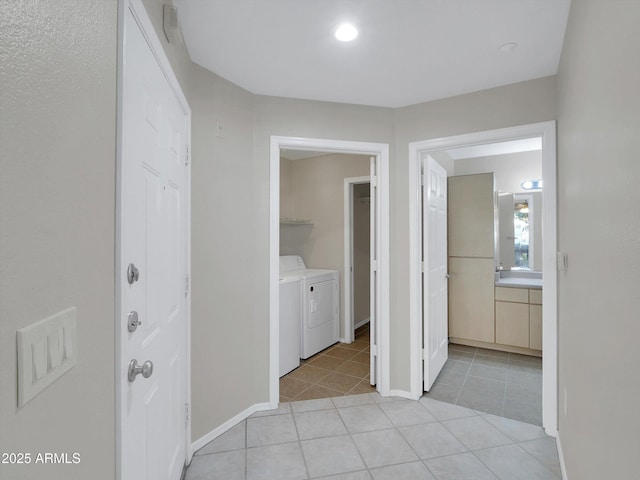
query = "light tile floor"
(424, 344, 543, 426)
(187, 393, 561, 480)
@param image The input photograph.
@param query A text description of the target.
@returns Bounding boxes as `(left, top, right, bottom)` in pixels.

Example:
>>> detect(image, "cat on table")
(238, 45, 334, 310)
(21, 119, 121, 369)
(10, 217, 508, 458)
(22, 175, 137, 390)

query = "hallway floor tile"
(188, 394, 560, 480)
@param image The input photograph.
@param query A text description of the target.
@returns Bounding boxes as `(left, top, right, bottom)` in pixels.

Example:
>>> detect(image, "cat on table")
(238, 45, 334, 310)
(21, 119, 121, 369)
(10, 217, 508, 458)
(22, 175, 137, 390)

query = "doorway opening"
(409, 121, 557, 435)
(344, 177, 371, 343)
(269, 137, 390, 406)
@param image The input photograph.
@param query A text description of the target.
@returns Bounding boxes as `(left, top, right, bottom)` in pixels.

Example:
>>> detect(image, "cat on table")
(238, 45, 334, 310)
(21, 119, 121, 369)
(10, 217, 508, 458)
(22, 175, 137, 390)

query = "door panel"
(369, 157, 377, 385)
(122, 8, 188, 480)
(423, 155, 448, 391)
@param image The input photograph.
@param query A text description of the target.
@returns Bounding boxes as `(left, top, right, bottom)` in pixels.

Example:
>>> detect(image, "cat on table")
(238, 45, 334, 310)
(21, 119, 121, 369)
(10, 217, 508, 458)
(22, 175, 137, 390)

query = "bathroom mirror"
(498, 192, 542, 271)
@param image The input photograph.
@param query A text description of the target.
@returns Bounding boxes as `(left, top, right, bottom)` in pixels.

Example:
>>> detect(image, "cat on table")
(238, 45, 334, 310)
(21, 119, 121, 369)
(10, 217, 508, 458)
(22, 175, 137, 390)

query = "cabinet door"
(529, 304, 543, 350)
(448, 257, 495, 343)
(495, 301, 529, 348)
(448, 173, 495, 258)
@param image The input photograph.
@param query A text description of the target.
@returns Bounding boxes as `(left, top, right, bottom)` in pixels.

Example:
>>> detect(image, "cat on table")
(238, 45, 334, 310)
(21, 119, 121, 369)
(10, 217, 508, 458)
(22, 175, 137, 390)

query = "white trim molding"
(191, 402, 271, 454)
(556, 433, 569, 480)
(408, 121, 558, 433)
(270, 136, 391, 403)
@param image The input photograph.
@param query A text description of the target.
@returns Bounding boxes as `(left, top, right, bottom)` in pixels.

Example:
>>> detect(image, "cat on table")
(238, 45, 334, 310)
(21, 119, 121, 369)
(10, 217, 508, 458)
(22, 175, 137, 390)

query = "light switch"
(47, 326, 63, 369)
(32, 338, 47, 381)
(17, 307, 77, 408)
(63, 324, 74, 358)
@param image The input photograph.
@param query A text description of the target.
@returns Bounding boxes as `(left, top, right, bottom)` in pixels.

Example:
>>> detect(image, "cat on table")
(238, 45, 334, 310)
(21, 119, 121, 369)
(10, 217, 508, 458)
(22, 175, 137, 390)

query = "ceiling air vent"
(163, 4, 182, 44)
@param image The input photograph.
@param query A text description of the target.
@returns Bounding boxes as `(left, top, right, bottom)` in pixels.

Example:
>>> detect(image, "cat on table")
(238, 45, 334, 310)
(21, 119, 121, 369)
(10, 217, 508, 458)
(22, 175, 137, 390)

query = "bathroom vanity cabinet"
(495, 286, 542, 352)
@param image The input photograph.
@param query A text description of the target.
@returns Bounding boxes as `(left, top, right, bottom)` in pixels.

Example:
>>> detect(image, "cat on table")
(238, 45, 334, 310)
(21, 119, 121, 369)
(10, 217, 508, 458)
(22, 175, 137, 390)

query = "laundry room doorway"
(344, 177, 371, 345)
(270, 137, 390, 406)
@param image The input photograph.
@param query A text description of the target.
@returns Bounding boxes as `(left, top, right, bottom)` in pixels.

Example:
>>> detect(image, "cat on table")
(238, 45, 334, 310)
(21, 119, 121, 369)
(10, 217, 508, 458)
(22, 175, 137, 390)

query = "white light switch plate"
(17, 307, 77, 408)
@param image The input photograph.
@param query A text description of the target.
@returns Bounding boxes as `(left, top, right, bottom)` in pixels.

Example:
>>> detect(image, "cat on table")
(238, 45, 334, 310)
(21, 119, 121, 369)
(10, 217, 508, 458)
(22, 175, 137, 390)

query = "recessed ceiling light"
(335, 23, 358, 42)
(500, 42, 518, 53)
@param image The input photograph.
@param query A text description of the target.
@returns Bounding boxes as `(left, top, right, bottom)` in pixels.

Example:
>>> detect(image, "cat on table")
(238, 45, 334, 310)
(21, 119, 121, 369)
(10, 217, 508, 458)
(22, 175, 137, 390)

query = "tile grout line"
(452, 346, 476, 404)
(289, 407, 312, 479)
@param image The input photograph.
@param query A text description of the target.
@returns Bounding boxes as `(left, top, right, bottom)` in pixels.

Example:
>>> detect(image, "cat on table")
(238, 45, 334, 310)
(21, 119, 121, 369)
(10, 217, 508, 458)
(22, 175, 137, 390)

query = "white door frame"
(408, 121, 558, 436)
(269, 137, 390, 405)
(343, 176, 371, 344)
(116, 1, 193, 477)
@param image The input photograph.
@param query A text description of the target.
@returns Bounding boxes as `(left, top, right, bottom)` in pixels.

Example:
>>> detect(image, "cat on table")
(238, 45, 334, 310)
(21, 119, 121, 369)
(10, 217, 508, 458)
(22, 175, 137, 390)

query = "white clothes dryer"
(280, 256, 339, 359)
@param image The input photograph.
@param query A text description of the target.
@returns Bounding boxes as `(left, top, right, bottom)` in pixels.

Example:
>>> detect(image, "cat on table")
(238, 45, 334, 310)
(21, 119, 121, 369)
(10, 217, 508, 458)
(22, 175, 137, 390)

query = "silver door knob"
(127, 263, 140, 284)
(445, 273, 450, 279)
(128, 359, 153, 382)
(127, 311, 142, 332)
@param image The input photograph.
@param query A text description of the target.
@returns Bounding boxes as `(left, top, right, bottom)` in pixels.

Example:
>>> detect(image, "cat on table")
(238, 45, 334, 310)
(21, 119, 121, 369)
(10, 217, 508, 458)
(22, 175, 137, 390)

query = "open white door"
(369, 157, 378, 385)
(120, 5, 189, 480)
(423, 155, 448, 391)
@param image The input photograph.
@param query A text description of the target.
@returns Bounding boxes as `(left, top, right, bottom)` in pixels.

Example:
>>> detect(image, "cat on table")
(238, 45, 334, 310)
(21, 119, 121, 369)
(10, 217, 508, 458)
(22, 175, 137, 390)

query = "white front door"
(423, 155, 448, 390)
(120, 6, 189, 480)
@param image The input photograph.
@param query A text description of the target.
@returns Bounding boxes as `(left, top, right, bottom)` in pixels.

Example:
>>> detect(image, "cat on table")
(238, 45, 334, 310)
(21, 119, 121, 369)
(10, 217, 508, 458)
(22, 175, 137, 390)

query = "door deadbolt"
(127, 263, 140, 284)
(127, 311, 142, 332)
(128, 359, 153, 382)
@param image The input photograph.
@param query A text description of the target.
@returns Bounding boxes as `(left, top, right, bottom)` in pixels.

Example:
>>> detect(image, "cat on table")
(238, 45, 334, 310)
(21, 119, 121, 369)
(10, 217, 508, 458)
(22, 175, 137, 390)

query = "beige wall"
(0, 1, 117, 479)
(556, 0, 640, 478)
(282, 154, 370, 338)
(280, 158, 294, 219)
(454, 151, 542, 194)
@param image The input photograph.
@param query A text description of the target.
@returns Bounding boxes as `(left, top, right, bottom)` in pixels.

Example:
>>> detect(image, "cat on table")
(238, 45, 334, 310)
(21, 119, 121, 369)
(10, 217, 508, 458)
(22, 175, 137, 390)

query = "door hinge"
(185, 403, 190, 425)
(421, 261, 425, 273)
(185, 145, 191, 166)
(421, 174, 426, 186)
(371, 345, 378, 356)
(185, 274, 190, 296)
(372, 260, 378, 272)
(371, 176, 378, 188)
(422, 349, 426, 360)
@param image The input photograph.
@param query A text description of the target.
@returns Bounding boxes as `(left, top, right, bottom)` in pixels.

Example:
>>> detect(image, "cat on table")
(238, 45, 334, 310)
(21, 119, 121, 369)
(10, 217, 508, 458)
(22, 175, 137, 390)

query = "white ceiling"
(173, 0, 571, 108)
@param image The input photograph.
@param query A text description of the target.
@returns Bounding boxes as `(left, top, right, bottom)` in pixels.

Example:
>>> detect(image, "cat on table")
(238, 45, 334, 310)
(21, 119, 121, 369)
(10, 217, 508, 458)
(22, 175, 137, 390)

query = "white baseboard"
(191, 402, 272, 454)
(388, 389, 419, 401)
(556, 433, 568, 480)
(354, 318, 370, 330)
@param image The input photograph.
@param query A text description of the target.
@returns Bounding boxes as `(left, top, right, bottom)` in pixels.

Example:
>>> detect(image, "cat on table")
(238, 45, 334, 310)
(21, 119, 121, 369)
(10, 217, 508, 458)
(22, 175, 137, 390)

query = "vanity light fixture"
(521, 179, 543, 190)
(335, 23, 358, 42)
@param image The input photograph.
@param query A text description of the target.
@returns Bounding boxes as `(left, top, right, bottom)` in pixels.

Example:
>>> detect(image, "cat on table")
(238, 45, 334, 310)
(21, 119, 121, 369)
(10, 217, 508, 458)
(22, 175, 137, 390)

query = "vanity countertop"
(495, 277, 542, 289)
(495, 270, 542, 289)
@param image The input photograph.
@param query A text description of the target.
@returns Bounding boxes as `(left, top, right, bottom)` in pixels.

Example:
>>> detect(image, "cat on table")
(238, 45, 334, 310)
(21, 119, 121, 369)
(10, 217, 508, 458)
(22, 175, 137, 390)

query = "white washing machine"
(279, 274, 301, 377)
(280, 256, 339, 359)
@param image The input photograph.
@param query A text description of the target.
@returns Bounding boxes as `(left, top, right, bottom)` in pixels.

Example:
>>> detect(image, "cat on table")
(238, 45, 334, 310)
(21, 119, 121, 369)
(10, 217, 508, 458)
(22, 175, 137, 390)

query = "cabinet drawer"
(495, 301, 530, 348)
(495, 286, 529, 303)
(529, 289, 542, 305)
(529, 304, 543, 350)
